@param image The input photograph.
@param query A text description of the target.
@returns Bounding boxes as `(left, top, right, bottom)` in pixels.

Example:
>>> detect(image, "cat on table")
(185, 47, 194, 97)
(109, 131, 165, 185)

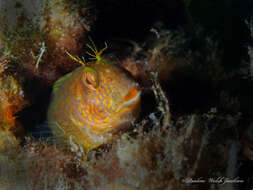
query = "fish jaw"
(111, 86, 141, 131)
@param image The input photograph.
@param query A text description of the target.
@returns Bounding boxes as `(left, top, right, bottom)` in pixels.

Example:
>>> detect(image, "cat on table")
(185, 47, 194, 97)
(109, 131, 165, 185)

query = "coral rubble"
(0, 0, 95, 85)
(0, 73, 26, 151)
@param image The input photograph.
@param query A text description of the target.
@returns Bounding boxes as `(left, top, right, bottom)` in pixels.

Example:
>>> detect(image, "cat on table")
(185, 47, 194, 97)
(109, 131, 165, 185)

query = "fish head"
(81, 59, 141, 133)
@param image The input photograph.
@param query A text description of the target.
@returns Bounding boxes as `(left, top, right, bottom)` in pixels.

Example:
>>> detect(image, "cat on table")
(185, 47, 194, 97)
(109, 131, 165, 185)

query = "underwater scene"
(0, 0, 253, 189)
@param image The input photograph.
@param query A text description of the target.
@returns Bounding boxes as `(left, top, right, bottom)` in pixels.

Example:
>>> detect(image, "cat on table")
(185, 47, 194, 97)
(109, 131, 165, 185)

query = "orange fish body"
(47, 55, 141, 151)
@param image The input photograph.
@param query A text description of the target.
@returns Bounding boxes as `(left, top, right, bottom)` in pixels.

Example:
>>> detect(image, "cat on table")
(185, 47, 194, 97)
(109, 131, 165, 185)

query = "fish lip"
(116, 88, 141, 112)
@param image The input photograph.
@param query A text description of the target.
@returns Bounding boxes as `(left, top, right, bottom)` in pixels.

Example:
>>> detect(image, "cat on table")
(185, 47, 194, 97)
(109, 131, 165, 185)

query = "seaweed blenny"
(47, 42, 141, 151)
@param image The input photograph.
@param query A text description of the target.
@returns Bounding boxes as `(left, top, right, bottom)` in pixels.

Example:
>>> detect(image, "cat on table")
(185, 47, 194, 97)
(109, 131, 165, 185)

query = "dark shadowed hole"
(92, 0, 187, 42)
(17, 77, 53, 139)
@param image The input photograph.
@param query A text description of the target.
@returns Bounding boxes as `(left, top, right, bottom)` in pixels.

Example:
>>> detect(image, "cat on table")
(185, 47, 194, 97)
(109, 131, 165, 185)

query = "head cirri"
(47, 41, 141, 151)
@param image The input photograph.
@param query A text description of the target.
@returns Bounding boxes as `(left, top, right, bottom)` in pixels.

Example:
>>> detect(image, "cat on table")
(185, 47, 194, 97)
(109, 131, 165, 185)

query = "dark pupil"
(86, 77, 92, 85)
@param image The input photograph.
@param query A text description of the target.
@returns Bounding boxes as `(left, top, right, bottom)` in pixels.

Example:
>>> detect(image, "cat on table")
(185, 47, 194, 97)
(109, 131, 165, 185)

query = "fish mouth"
(110, 86, 141, 134)
(116, 86, 141, 113)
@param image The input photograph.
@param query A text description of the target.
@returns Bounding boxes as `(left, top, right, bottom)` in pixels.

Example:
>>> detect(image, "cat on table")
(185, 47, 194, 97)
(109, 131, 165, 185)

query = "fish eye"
(85, 77, 92, 85)
(82, 67, 99, 90)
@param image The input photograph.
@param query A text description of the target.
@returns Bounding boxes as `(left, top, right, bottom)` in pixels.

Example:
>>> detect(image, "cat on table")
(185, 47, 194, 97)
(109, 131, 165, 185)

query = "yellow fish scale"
(48, 58, 141, 151)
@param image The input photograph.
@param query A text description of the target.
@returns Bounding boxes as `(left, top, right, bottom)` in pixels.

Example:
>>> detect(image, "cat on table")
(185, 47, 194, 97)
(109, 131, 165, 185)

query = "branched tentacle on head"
(86, 38, 108, 62)
(66, 38, 108, 66)
(65, 39, 108, 90)
(66, 51, 86, 67)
